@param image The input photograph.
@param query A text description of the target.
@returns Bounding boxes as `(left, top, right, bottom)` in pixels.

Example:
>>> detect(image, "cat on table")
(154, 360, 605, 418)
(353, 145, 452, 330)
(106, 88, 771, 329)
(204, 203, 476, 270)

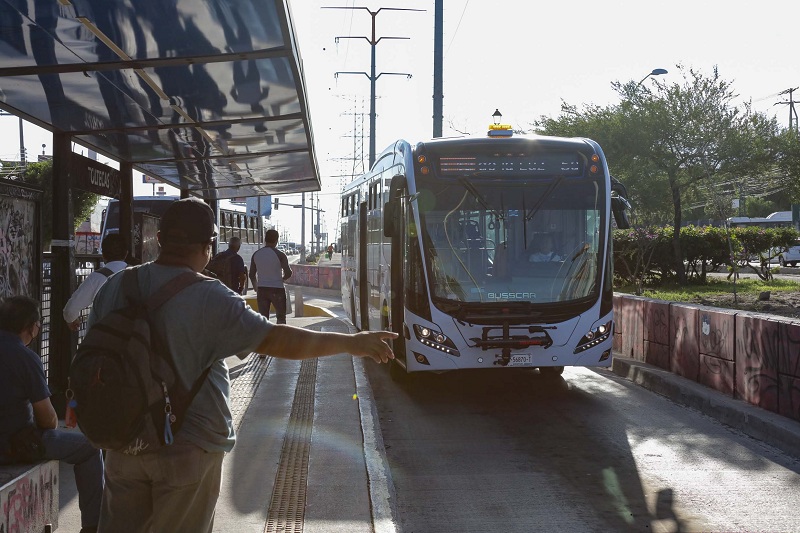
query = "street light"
(637, 68, 668, 87)
(492, 109, 502, 125)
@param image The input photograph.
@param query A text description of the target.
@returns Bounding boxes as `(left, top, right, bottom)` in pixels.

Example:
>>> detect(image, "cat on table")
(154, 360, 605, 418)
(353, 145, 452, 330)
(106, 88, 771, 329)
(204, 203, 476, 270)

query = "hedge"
(613, 225, 799, 285)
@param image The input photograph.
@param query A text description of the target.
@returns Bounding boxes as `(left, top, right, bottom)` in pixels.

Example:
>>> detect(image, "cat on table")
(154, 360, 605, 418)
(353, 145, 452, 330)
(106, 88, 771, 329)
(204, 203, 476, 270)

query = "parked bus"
(727, 211, 794, 229)
(100, 196, 263, 265)
(340, 126, 631, 379)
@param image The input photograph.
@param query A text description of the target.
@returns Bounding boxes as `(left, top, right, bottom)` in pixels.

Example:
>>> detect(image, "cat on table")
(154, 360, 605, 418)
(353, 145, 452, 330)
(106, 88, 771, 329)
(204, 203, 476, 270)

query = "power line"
(444, 0, 470, 58)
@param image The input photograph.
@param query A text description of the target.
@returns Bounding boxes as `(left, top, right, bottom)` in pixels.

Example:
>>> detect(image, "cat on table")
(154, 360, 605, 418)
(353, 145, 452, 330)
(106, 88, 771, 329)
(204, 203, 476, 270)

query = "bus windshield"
(414, 173, 605, 306)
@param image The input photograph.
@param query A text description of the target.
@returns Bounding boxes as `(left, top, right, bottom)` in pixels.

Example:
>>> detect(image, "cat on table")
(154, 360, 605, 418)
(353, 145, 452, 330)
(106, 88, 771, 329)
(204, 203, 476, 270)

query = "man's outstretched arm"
(257, 325, 396, 364)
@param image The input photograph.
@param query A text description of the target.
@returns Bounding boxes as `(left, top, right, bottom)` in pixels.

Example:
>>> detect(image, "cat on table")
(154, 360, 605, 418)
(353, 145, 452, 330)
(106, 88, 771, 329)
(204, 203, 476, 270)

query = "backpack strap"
(121, 267, 207, 312)
(145, 271, 206, 312)
(96, 266, 114, 277)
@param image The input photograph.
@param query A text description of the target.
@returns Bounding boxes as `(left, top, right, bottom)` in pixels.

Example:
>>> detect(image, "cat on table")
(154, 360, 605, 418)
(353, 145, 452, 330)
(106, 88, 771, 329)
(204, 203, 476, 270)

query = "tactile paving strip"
(229, 354, 272, 431)
(264, 358, 318, 533)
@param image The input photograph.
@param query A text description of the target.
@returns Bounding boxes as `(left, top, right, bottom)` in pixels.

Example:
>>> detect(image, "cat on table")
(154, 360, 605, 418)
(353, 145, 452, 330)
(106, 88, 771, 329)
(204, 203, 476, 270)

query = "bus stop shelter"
(0, 0, 320, 403)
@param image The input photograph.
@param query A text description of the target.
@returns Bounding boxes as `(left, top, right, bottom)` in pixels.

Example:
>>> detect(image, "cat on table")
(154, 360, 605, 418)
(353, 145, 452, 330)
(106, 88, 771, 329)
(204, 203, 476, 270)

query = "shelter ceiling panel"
(0, 0, 319, 198)
(137, 150, 318, 199)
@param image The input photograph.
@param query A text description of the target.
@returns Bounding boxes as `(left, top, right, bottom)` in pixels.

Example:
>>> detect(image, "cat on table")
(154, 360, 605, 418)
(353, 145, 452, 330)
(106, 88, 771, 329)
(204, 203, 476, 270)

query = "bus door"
(384, 175, 408, 365)
(358, 201, 369, 330)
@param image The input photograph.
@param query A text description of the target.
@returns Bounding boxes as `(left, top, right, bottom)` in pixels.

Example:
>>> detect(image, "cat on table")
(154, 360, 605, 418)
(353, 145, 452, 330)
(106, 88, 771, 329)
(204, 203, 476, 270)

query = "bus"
(340, 127, 631, 378)
(100, 196, 263, 265)
(727, 211, 794, 229)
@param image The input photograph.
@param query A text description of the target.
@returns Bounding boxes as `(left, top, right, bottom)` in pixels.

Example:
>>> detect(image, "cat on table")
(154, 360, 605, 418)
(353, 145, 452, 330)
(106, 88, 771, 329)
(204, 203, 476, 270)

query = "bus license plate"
(508, 354, 532, 367)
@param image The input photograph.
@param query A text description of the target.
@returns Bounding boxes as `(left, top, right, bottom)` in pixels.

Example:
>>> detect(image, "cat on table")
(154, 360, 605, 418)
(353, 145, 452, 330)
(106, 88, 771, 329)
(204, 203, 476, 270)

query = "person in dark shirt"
(208, 236, 247, 294)
(0, 296, 103, 533)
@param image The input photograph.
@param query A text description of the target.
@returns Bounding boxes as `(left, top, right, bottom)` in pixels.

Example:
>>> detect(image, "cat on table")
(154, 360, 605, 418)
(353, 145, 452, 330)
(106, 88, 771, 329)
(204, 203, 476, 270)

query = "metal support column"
(119, 161, 134, 260)
(49, 133, 74, 412)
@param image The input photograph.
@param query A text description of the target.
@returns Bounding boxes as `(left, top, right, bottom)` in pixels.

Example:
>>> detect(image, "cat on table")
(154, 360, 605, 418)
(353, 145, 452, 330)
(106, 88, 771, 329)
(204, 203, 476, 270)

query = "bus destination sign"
(439, 154, 583, 177)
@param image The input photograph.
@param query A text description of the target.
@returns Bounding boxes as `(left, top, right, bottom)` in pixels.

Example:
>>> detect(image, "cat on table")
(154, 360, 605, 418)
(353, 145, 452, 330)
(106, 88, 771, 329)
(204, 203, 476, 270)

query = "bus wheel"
(539, 366, 564, 377)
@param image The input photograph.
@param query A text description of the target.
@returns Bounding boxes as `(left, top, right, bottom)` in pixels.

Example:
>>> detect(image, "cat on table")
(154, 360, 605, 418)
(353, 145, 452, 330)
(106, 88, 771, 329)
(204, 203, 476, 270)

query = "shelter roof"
(0, 0, 319, 199)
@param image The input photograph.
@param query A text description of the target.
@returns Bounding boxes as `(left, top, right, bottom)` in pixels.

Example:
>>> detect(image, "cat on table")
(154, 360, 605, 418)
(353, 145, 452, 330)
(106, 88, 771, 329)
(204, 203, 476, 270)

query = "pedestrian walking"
(89, 198, 395, 533)
(0, 296, 104, 533)
(250, 229, 292, 324)
(63, 233, 128, 331)
(206, 236, 247, 294)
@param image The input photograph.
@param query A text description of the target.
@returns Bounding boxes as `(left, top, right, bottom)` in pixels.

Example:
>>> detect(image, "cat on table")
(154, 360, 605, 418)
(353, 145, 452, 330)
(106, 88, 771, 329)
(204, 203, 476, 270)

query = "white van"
(777, 239, 800, 266)
(778, 239, 800, 267)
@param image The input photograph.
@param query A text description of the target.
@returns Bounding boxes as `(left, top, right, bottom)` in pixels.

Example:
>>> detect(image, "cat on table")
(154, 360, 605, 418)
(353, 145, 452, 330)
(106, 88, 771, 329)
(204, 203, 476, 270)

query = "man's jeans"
(41, 428, 103, 528)
(257, 286, 287, 324)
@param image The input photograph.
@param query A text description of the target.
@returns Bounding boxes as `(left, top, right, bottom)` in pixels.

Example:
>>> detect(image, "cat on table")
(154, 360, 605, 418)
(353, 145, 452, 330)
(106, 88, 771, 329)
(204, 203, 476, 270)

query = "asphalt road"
(365, 364, 800, 533)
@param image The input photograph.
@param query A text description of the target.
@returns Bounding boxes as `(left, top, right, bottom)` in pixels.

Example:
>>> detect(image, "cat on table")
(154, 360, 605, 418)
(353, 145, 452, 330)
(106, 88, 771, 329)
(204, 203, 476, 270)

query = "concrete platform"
(56, 289, 800, 531)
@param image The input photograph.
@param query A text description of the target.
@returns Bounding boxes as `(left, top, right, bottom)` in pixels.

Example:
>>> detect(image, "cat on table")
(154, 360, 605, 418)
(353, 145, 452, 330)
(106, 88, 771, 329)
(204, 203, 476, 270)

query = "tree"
(536, 65, 786, 283)
(17, 160, 99, 249)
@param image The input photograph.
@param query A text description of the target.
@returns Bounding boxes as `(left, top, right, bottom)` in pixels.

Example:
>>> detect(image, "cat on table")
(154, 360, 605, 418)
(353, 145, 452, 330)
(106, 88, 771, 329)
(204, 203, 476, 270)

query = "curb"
(610, 356, 800, 458)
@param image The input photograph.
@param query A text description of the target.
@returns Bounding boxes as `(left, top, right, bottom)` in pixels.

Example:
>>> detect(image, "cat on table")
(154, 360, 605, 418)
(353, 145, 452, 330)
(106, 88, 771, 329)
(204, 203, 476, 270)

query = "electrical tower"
(333, 94, 368, 189)
(326, 6, 422, 166)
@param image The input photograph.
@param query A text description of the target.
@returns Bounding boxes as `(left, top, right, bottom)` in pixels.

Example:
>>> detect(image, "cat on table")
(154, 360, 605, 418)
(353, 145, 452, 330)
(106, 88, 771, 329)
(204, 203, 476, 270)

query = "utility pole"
(776, 87, 799, 133)
(327, 6, 422, 167)
(301, 192, 306, 262)
(433, 0, 443, 138)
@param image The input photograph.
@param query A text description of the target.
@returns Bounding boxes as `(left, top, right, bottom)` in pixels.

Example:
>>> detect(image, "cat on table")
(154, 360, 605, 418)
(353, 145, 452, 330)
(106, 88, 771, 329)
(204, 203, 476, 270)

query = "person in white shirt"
(249, 229, 292, 325)
(529, 234, 563, 263)
(63, 234, 128, 331)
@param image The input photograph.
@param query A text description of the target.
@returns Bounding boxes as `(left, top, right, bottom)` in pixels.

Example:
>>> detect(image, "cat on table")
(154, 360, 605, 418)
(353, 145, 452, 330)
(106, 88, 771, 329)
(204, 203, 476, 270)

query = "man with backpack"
(0, 296, 104, 533)
(63, 233, 128, 331)
(86, 197, 395, 533)
(206, 236, 247, 294)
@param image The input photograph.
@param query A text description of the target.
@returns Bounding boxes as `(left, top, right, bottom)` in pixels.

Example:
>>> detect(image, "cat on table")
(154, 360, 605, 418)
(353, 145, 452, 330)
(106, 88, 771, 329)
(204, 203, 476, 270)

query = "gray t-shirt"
(89, 263, 272, 452)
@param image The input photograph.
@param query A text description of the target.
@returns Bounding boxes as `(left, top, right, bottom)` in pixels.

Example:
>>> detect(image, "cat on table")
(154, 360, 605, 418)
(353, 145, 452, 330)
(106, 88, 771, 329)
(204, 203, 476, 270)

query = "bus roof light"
(488, 124, 513, 137)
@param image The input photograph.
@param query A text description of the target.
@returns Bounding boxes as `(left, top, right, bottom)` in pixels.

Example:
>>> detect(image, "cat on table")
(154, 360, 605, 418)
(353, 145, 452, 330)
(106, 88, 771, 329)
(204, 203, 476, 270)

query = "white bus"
(340, 127, 630, 379)
(100, 196, 263, 265)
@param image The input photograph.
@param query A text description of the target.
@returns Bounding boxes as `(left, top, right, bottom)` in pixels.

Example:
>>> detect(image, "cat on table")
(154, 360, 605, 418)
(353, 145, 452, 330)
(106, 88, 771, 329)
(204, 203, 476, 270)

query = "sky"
(2, 0, 799, 245)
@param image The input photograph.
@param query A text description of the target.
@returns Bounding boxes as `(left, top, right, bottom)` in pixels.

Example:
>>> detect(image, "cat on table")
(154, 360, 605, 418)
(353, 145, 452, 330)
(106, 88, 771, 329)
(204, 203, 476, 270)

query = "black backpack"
(68, 267, 210, 455)
(206, 251, 234, 290)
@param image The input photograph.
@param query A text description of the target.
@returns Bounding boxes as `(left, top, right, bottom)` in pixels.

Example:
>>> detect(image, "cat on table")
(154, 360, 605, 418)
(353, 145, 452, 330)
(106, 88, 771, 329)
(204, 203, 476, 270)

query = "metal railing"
(39, 252, 103, 380)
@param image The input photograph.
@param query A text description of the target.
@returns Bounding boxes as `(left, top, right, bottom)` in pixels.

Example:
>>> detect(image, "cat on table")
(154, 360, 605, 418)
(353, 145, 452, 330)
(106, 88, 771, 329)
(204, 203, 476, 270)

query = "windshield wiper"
(458, 177, 505, 222)
(524, 176, 564, 221)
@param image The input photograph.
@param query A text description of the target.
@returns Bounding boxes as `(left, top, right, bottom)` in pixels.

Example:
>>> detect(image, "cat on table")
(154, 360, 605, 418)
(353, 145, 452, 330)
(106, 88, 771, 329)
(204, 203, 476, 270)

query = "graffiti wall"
(0, 461, 59, 533)
(286, 264, 341, 291)
(613, 293, 800, 422)
(0, 179, 42, 300)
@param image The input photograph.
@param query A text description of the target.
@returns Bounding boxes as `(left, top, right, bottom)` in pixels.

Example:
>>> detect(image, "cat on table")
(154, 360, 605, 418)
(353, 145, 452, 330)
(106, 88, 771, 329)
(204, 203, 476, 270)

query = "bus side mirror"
(384, 174, 407, 238)
(383, 201, 397, 237)
(611, 196, 631, 229)
(610, 176, 631, 229)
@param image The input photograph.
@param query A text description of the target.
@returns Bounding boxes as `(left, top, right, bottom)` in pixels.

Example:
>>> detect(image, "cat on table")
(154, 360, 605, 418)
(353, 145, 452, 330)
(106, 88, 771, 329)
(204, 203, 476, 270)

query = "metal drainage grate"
(264, 358, 318, 533)
(229, 354, 272, 431)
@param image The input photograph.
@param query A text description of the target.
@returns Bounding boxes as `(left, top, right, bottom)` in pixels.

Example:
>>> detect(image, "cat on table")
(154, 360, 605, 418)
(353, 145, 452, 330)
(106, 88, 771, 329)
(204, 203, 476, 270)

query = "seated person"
(529, 235, 563, 262)
(0, 296, 103, 533)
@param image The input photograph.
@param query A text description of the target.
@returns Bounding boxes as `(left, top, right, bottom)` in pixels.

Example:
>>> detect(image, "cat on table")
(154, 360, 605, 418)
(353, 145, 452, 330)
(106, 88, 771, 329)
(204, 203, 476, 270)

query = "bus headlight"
(574, 320, 613, 353)
(413, 324, 461, 357)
